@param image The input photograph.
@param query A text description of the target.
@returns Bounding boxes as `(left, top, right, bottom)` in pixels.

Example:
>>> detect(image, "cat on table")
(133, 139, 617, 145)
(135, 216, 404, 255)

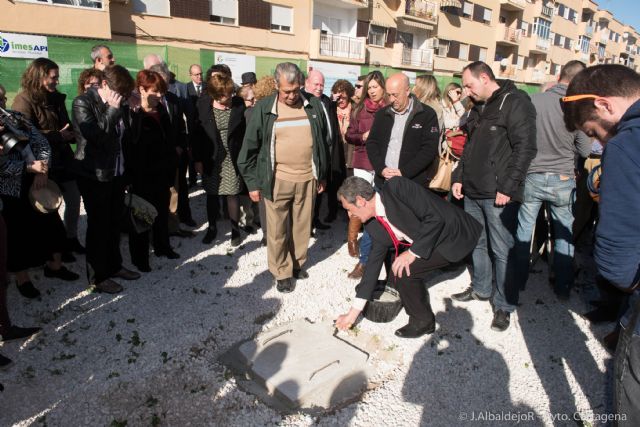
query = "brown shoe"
(348, 263, 365, 279)
(347, 217, 361, 258)
(112, 268, 141, 281)
(94, 279, 123, 294)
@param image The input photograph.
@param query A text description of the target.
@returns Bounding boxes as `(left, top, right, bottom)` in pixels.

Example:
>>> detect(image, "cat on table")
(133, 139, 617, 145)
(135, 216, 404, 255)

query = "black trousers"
(77, 176, 125, 285)
(615, 295, 640, 426)
(128, 177, 171, 266)
(176, 149, 192, 222)
(391, 250, 449, 325)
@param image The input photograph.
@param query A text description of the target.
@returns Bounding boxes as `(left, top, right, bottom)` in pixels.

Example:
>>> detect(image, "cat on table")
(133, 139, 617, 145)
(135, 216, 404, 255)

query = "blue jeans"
(359, 228, 372, 265)
(514, 173, 575, 294)
(464, 197, 519, 313)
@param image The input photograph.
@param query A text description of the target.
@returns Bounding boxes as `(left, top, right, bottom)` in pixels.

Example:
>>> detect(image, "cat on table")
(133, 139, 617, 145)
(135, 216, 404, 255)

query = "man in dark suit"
(335, 176, 481, 337)
(366, 73, 439, 189)
(186, 64, 203, 188)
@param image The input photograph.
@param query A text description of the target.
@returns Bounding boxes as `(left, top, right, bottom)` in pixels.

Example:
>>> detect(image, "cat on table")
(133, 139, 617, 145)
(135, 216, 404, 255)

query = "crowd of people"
(0, 44, 639, 421)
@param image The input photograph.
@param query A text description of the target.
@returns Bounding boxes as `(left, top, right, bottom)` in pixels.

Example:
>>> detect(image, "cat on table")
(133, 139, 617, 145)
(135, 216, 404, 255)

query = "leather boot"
(347, 216, 361, 258)
(348, 262, 365, 279)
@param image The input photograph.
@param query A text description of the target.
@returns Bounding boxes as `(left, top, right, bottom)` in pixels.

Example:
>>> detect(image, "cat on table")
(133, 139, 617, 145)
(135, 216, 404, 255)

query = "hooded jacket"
(452, 80, 537, 202)
(594, 99, 640, 289)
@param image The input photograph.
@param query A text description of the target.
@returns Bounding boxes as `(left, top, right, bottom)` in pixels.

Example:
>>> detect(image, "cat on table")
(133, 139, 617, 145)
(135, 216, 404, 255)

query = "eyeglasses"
(355, 84, 363, 89)
(561, 94, 599, 103)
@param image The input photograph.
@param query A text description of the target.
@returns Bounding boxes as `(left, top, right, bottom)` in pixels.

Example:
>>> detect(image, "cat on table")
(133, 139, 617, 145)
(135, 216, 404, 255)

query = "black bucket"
(363, 287, 403, 323)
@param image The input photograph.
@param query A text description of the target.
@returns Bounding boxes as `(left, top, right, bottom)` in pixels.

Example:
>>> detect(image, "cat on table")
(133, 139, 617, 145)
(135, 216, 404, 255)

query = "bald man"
(302, 69, 345, 228)
(366, 73, 440, 190)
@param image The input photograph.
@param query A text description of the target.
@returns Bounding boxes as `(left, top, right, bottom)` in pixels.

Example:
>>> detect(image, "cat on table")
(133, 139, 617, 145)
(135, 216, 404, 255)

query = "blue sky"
(598, 0, 640, 30)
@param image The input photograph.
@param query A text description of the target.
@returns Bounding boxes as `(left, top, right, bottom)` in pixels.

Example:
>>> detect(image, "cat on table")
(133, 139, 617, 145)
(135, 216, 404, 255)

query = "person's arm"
(575, 130, 592, 160)
(594, 142, 640, 289)
(398, 110, 440, 180)
(498, 97, 537, 198)
(72, 95, 122, 150)
(345, 113, 365, 146)
(237, 102, 264, 194)
(365, 111, 387, 177)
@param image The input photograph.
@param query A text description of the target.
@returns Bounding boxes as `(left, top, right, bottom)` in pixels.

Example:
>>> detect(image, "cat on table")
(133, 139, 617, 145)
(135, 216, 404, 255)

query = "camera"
(0, 107, 30, 154)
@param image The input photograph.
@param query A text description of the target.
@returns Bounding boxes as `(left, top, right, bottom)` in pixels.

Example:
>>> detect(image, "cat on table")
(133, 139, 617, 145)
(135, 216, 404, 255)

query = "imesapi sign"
(0, 32, 49, 59)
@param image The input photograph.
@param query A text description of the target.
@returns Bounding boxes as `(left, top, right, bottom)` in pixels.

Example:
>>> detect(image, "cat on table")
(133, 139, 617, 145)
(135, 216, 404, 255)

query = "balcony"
(541, 5, 554, 18)
(600, 33, 608, 44)
(584, 24, 593, 37)
(493, 61, 518, 79)
(316, 0, 369, 9)
(500, 0, 526, 11)
(391, 43, 434, 70)
(626, 45, 637, 56)
(309, 30, 366, 64)
(530, 36, 551, 54)
(497, 24, 523, 46)
(530, 68, 548, 83)
(398, 0, 438, 26)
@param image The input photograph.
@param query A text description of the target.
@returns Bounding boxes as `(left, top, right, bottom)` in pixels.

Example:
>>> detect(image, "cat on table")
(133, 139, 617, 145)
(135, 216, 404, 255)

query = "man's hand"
(451, 183, 464, 200)
(335, 307, 361, 331)
(27, 160, 47, 174)
(382, 168, 401, 180)
(317, 180, 326, 194)
(392, 250, 416, 279)
(495, 192, 511, 206)
(249, 190, 261, 202)
(194, 161, 203, 176)
(32, 173, 48, 190)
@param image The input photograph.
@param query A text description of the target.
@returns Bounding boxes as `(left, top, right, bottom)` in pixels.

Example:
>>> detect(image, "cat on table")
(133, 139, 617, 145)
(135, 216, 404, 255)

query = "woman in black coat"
(125, 70, 179, 272)
(193, 72, 247, 246)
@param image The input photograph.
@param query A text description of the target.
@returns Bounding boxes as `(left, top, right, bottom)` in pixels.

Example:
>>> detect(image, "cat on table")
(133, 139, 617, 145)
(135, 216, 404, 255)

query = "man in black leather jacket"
(72, 65, 141, 294)
(451, 61, 537, 332)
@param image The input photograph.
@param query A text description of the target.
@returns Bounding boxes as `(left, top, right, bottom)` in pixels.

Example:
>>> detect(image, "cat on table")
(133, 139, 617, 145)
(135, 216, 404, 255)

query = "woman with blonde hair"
(441, 82, 465, 131)
(412, 74, 443, 130)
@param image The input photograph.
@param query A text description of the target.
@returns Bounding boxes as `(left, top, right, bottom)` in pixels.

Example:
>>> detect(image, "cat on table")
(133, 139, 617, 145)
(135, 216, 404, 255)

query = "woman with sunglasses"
(345, 71, 387, 279)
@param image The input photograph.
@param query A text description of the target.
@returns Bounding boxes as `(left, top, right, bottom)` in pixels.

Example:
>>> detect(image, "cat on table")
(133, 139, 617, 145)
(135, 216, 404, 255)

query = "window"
(517, 55, 525, 70)
(462, 1, 473, 19)
(458, 43, 469, 61)
(27, 0, 102, 8)
(397, 32, 414, 48)
(579, 35, 590, 53)
(533, 17, 552, 40)
(478, 47, 487, 62)
(368, 25, 387, 47)
(210, 0, 237, 25)
(271, 5, 292, 32)
(482, 8, 492, 25)
(132, 0, 169, 16)
(436, 39, 450, 56)
(519, 20, 529, 36)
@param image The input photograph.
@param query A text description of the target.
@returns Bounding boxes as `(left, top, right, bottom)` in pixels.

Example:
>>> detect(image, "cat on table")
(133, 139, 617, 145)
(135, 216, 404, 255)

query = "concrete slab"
(221, 319, 371, 413)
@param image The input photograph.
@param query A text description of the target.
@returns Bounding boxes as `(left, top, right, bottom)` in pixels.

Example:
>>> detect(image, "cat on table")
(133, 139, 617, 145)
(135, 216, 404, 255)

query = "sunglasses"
(561, 94, 599, 103)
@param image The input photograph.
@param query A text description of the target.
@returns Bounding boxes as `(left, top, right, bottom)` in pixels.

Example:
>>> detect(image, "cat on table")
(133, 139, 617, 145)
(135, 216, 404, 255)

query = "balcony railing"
(585, 25, 594, 37)
(501, 0, 526, 8)
(627, 45, 637, 56)
(541, 5, 554, 18)
(404, 0, 438, 22)
(402, 46, 434, 69)
(319, 33, 365, 60)
(600, 34, 608, 44)
(535, 37, 550, 51)
(531, 69, 547, 83)
(503, 27, 523, 43)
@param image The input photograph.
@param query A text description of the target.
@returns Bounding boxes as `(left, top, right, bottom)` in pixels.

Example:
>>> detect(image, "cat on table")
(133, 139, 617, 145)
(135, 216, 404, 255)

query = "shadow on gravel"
(403, 298, 538, 426)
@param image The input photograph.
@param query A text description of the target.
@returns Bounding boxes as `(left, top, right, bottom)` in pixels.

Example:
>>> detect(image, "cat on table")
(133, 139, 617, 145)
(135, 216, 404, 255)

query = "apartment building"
(1, 0, 639, 100)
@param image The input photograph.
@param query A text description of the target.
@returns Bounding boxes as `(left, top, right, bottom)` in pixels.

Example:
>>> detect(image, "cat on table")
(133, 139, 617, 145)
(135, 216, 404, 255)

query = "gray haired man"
(237, 62, 330, 293)
(91, 45, 115, 70)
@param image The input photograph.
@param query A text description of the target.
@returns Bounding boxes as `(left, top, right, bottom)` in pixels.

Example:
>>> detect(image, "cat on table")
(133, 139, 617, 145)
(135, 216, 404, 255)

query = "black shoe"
(61, 251, 76, 263)
(394, 322, 435, 338)
(1, 325, 41, 342)
(230, 229, 243, 247)
(155, 249, 180, 259)
(44, 265, 80, 281)
(242, 225, 257, 235)
(112, 268, 141, 281)
(313, 219, 330, 230)
(451, 286, 490, 302)
(94, 279, 123, 294)
(293, 269, 309, 279)
(491, 310, 511, 332)
(260, 237, 267, 247)
(202, 227, 217, 244)
(68, 237, 86, 254)
(276, 278, 295, 293)
(0, 353, 12, 369)
(181, 217, 197, 227)
(134, 263, 152, 273)
(17, 281, 40, 299)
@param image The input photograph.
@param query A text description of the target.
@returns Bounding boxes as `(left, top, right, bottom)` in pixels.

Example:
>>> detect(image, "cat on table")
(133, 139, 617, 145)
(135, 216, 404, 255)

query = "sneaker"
(202, 227, 217, 244)
(491, 310, 511, 332)
(44, 265, 80, 281)
(451, 286, 490, 302)
(17, 281, 40, 299)
(276, 278, 295, 293)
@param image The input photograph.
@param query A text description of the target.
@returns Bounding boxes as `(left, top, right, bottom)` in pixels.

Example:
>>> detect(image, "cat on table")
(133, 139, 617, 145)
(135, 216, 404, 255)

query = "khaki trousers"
(265, 178, 315, 280)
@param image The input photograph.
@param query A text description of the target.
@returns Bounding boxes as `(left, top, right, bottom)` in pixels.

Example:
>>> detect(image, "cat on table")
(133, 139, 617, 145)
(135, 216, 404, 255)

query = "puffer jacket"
(452, 80, 537, 202)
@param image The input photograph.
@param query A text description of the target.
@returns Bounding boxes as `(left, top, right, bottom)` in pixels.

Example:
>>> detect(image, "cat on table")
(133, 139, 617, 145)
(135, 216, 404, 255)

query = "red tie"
(376, 216, 411, 258)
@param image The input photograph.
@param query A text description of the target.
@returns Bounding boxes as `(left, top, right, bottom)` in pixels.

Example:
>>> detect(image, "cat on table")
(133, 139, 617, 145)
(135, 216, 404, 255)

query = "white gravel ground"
(0, 188, 614, 426)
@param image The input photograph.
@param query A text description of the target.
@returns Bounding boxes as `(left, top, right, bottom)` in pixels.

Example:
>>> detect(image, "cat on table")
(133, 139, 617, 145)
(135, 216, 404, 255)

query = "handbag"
(123, 192, 158, 234)
(428, 143, 454, 192)
(445, 129, 468, 159)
